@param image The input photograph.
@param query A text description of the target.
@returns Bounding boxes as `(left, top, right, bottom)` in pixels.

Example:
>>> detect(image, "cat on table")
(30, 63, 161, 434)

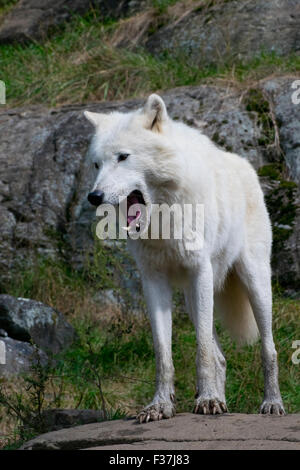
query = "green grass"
(0, 12, 299, 107)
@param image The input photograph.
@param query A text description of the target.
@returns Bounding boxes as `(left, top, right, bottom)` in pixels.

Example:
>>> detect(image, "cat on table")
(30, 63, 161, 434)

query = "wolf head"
(84, 94, 182, 231)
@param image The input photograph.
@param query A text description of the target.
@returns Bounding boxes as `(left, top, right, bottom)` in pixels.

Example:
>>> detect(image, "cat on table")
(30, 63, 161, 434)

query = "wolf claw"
(260, 401, 285, 415)
(193, 398, 228, 415)
(137, 402, 175, 423)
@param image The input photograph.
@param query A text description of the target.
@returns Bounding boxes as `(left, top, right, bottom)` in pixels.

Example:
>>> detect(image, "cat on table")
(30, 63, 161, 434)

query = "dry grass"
(101, 0, 237, 50)
(1, 256, 125, 325)
(110, 11, 156, 48)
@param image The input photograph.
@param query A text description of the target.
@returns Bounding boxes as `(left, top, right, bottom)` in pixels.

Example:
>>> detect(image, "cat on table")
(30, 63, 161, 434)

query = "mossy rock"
(244, 89, 275, 148)
(258, 163, 299, 290)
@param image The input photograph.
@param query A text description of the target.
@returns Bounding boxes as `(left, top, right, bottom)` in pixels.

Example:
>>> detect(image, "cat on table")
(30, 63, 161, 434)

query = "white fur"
(84, 94, 285, 418)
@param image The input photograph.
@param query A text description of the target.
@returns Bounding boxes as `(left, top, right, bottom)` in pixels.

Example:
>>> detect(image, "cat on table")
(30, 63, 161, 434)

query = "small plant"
(0, 0, 17, 12)
(0, 345, 59, 443)
(0, 331, 128, 448)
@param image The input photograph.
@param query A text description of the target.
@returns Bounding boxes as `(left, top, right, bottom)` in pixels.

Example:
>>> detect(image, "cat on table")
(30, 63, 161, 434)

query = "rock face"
(0, 335, 47, 377)
(260, 78, 300, 289)
(0, 78, 299, 293)
(262, 78, 300, 184)
(20, 413, 300, 450)
(145, 0, 300, 66)
(0, 0, 137, 43)
(0, 295, 75, 354)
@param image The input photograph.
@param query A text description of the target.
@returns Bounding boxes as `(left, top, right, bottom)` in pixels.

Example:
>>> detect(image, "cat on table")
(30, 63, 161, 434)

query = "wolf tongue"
(128, 215, 138, 224)
(127, 195, 141, 226)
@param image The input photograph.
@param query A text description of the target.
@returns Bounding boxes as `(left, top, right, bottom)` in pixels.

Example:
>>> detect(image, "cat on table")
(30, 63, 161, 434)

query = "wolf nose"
(87, 190, 105, 206)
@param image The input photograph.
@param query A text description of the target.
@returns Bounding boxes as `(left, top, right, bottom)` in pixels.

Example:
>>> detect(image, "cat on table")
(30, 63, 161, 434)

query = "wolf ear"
(84, 111, 101, 127)
(143, 94, 167, 132)
(84, 111, 112, 129)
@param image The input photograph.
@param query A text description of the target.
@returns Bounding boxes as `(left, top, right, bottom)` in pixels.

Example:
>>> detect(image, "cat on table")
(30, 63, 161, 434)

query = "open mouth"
(126, 190, 146, 231)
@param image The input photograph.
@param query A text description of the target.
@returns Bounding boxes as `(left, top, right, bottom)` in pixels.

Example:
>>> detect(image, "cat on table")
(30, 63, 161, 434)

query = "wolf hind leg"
(235, 254, 285, 415)
(212, 325, 227, 406)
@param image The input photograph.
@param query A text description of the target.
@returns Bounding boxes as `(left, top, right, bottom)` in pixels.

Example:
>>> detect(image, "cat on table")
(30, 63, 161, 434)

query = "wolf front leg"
(187, 260, 227, 414)
(137, 272, 175, 423)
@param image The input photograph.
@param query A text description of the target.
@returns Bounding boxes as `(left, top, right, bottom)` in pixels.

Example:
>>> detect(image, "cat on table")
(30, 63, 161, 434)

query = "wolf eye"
(118, 153, 129, 162)
(94, 162, 99, 169)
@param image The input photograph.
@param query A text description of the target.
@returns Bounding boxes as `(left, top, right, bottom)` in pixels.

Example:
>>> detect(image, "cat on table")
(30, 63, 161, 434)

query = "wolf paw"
(193, 397, 228, 415)
(137, 402, 176, 423)
(260, 400, 285, 415)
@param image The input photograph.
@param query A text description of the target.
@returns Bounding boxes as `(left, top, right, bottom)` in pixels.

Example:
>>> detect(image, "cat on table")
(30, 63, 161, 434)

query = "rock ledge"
(21, 413, 300, 450)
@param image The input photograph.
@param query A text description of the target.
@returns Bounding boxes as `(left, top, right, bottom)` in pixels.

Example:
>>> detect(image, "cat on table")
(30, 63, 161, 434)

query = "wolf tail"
(214, 270, 259, 345)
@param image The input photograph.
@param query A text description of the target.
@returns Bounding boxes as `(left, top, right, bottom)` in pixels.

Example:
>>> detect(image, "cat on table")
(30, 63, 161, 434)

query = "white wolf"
(84, 94, 285, 421)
